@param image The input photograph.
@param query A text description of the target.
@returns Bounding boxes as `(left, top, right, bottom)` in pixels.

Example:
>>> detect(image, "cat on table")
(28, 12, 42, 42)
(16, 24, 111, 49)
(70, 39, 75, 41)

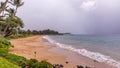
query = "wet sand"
(9, 36, 114, 68)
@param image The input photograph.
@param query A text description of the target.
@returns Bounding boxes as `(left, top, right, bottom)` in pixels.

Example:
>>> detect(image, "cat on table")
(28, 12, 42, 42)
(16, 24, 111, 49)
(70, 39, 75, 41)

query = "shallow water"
(43, 35, 120, 68)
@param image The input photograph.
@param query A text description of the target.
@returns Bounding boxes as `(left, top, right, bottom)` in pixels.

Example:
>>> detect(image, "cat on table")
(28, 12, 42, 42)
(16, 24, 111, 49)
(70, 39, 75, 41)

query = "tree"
(3, 16, 24, 37)
(9, 0, 24, 15)
(26, 29, 32, 35)
(0, 0, 9, 14)
(0, 0, 24, 37)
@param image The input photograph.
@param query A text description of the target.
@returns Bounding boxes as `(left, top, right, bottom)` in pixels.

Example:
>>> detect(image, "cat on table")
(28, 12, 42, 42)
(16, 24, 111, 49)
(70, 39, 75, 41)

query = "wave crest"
(43, 36, 120, 68)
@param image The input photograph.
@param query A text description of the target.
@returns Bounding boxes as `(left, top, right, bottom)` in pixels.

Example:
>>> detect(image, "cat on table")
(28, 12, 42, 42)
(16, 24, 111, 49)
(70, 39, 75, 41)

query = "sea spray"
(43, 36, 120, 68)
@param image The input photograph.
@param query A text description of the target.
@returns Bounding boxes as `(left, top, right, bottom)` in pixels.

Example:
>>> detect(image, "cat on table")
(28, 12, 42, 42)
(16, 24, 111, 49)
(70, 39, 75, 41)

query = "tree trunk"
(2, 24, 9, 37)
(0, 0, 9, 14)
(15, 7, 18, 16)
(0, 0, 8, 36)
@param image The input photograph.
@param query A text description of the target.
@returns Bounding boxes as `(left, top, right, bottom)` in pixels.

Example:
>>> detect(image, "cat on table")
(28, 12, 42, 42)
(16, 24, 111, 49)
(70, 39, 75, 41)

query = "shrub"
(29, 59, 38, 63)
(0, 38, 12, 48)
(6, 34, 30, 39)
(26, 59, 38, 68)
(33, 61, 53, 68)
(26, 59, 53, 68)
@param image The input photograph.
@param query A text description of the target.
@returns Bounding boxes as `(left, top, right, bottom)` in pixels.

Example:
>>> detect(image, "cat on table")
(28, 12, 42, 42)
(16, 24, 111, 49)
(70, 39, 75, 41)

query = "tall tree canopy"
(0, 0, 24, 37)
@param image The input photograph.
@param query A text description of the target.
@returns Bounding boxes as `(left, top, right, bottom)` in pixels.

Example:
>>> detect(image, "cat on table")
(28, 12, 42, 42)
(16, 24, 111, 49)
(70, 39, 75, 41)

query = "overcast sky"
(16, 0, 120, 34)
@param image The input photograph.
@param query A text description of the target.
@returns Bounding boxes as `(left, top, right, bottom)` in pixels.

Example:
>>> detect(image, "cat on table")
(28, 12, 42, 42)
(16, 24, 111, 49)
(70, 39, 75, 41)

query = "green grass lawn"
(0, 58, 20, 68)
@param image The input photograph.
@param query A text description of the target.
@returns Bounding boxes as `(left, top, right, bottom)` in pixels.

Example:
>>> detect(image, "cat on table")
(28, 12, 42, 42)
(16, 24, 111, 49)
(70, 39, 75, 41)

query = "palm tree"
(0, 0, 9, 35)
(1, 7, 24, 37)
(2, 8, 16, 36)
(0, 0, 24, 37)
(0, 0, 9, 14)
(6, 8, 16, 16)
(3, 16, 24, 37)
(9, 0, 24, 15)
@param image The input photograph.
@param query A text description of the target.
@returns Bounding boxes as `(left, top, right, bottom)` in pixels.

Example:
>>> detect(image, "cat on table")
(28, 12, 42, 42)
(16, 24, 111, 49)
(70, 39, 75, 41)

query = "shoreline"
(48, 45, 114, 68)
(9, 35, 114, 68)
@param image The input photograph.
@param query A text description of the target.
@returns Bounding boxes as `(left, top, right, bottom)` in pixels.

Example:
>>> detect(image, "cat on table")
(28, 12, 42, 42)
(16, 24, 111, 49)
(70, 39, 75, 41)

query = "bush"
(26, 59, 53, 68)
(26, 59, 38, 68)
(6, 34, 30, 39)
(33, 61, 53, 68)
(0, 38, 12, 48)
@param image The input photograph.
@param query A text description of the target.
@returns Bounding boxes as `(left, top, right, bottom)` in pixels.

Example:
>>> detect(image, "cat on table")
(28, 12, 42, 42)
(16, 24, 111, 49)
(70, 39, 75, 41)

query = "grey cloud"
(17, 0, 120, 34)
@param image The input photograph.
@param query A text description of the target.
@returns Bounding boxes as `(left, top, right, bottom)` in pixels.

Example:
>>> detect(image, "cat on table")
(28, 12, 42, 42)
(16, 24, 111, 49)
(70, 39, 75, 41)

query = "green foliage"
(0, 51, 53, 68)
(0, 51, 27, 67)
(0, 37, 27, 68)
(0, 37, 12, 48)
(0, 37, 12, 55)
(33, 61, 53, 68)
(0, 40, 53, 68)
(0, 48, 8, 53)
(0, 57, 20, 68)
(0, 0, 53, 68)
(26, 59, 53, 68)
(19, 29, 61, 35)
(12, 0, 24, 7)
(6, 34, 31, 39)
(0, 37, 53, 68)
(26, 59, 38, 68)
(0, 0, 24, 37)
(2, 16, 24, 37)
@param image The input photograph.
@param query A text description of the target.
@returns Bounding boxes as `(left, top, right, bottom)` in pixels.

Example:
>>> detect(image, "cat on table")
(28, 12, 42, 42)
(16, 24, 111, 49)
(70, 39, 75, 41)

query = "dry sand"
(9, 36, 114, 68)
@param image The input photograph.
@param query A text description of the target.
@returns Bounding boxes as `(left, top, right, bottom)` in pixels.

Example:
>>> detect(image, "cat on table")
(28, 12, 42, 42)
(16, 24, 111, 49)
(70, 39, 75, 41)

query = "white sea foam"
(43, 36, 120, 68)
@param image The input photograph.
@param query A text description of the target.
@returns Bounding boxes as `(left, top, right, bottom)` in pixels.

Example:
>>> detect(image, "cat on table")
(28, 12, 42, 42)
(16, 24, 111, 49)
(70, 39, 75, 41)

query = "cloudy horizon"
(16, 0, 120, 34)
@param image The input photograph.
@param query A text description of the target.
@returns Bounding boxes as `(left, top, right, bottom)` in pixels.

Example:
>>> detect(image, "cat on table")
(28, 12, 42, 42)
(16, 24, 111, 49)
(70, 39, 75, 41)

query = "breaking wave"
(43, 36, 120, 68)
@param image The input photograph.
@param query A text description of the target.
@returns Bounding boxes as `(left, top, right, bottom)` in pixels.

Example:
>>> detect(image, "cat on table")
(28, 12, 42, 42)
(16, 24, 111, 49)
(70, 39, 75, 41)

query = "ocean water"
(43, 35, 120, 68)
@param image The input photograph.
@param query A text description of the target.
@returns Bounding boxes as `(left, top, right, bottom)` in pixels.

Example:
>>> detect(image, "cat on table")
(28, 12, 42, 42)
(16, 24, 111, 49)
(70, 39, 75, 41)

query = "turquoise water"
(43, 35, 120, 67)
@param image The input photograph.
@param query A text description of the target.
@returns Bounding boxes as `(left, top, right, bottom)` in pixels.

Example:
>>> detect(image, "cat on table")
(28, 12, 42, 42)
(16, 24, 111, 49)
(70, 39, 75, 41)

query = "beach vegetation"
(33, 60, 53, 68)
(0, 57, 20, 68)
(0, 37, 53, 68)
(0, 37, 12, 48)
(0, 38, 53, 68)
(19, 29, 62, 35)
(0, 0, 57, 68)
(0, 38, 13, 54)
(0, 0, 24, 37)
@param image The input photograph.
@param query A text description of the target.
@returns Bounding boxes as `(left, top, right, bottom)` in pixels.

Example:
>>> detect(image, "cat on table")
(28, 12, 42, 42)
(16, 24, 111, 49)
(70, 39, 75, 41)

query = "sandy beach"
(9, 36, 114, 68)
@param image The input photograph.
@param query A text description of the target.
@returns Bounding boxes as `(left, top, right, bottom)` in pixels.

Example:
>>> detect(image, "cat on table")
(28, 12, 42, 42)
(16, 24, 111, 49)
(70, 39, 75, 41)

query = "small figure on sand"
(34, 51, 37, 58)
